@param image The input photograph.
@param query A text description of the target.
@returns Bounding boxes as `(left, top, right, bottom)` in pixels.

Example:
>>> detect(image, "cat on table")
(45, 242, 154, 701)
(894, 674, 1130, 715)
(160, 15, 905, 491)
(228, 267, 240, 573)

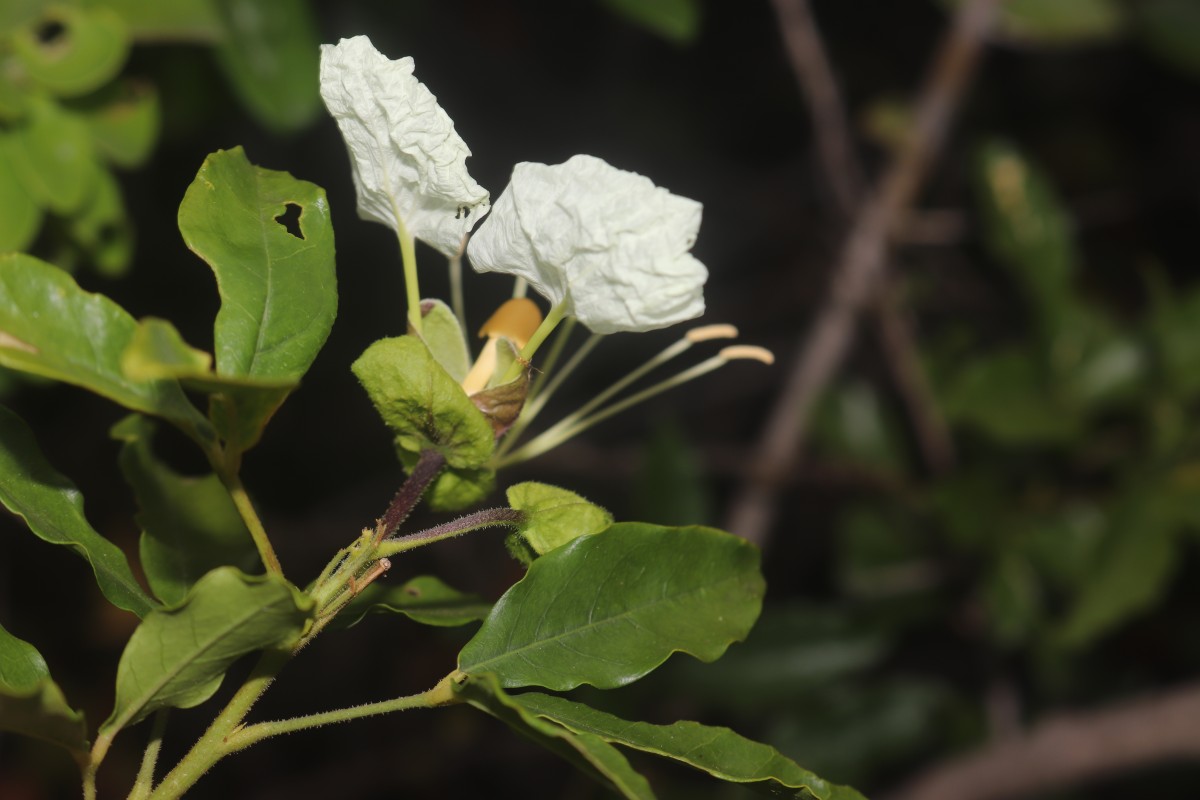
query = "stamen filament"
(512, 276, 529, 299)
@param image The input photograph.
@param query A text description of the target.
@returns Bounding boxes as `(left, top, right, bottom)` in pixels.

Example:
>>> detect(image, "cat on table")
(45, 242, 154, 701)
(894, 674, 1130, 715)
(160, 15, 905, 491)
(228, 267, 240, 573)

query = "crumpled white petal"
(467, 155, 707, 334)
(319, 36, 490, 257)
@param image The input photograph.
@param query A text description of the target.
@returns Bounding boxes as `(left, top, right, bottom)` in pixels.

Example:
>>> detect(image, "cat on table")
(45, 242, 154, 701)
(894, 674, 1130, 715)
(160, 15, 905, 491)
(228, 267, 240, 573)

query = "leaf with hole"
(102, 567, 313, 736)
(12, 5, 130, 97)
(458, 523, 763, 690)
(0, 404, 157, 617)
(0, 622, 88, 754)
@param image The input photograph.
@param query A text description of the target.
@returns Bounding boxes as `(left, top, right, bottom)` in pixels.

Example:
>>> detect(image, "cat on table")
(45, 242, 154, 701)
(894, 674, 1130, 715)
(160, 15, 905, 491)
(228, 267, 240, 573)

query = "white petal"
(467, 155, 707, 334)
(319, 36, 489, 257)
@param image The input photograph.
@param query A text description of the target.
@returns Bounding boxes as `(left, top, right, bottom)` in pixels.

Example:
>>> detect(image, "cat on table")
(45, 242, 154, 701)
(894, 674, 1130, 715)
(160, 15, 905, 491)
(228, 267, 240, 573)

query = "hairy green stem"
(379, 507, 524, 557)
(128, 711, 169, 800)
(376, 450, 447, 541)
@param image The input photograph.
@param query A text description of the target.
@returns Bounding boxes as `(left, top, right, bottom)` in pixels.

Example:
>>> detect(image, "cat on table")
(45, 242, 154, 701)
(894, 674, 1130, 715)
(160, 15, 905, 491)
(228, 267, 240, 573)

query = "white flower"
(319, 36, 490, 257)
(467, 155, 707, 334)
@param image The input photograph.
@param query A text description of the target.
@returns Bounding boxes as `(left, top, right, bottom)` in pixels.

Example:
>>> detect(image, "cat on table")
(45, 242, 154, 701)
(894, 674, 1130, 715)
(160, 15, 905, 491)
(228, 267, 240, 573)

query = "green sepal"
(452, 672, 655, 800)
(11, 5, 130, 98)
(415, 299, 472, 384)
(0, 622, 89, 754)
(335, 575, 492, 629)
(506, 482, 613, 556)
(458, 523, 764, 690)
(516, 692, 868, 800)
(112, 414, 258, 606)
(0, 403, 159, 618)
(102, 566, 314, 736)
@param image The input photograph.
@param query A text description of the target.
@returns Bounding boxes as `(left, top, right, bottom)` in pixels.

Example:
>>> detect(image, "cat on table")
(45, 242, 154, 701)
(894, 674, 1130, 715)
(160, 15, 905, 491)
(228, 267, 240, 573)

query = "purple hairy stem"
(385, 507, 525, 549)
(375, 450, 447, 541)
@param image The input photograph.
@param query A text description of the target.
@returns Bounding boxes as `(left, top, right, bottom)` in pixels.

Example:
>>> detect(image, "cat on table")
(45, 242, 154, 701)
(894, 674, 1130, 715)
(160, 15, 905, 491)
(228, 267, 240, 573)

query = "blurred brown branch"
(883, 682, 1200, 800)
(726, 0, 1001, 545)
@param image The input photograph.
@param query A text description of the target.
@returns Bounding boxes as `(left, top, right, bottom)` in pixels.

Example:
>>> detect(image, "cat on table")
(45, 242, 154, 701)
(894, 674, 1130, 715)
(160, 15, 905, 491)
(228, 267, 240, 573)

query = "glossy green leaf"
(337, 575, 492, 628)
(72, 78, 160, 168)
(0, 404, 157, 617)
(113, 414, 257, 606)
(516, 692, 868, 800)
(599, 0, 701, 44)
(102, 567, 313, 735)
(211, 0, 321, 132)
(86, 0, 223, 42)
(458, 523, 764, 690)
(0, 136, 43, 251)
(122, 316, 294, 453)
(453, 673, 655, 800)
(973, 141, 1076, 323)
(5, 97, 98, 214)
(0, 622, 88, 753)
(12, 5, 130, 97)
(506, 481, 613, 556)
(68, 166, 134, 277)
(354, 336, 495, 469)
(178, 146, 336, 382)
(418, 299, 472, 384)
(0, 254, 209, 434)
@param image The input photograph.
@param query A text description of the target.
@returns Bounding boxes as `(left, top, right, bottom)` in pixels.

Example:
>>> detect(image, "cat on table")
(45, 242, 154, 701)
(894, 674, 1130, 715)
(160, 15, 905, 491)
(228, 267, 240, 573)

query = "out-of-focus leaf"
(516, 692, 869, 800)
(71, 78, 160, 168)
(945, 0, 1123, 45)
(102, 567, 312, 736)
(1057, 490, 1180, 648)
(0, 404, 157, 617)
(983, 553, 1043, 647)
(454, 673, 655, 800)
(11, 5, 130, 97)
(68, 167, 134, 277)
(599, 0, 701, 44)
(633, 420, 712, 526)
(0, 254, 209, 435)
(1021, 503, 1105, 591)
(336, 575, 491, 629)
(211, 0, 321, 131)
(1135, 0, 1200, 80)
(940, 350, 1074, 444)
(973, 141, 1076, 323)
(1149, 282, 1200, 399)
(112, 414, 257, 606)
(458, 523, 763, 690)
(86, 0, 223, 42)
(507, 481, 613, 556)
(0, 622, 88, 753)
(0, 136, 42, 251)
(5, 97, 98, 215)
(812, 379, 906, 473)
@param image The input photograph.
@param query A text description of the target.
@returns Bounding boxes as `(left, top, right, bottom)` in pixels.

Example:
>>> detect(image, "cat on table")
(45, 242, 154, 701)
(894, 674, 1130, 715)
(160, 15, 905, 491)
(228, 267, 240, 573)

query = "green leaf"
(4, 96, 98, 215)
(0, 254, 209, 435)
(599, 0, 701, 44)
(122, 316, 294, 453)
(0, 622, 88, 753)
(177, 147, 336, 382)
(0, 136, 43, 251)
(458, 523, 764, 690)
(67, 166, 134, 277)
(507, 482, 613, 556)
(940, 350, 1076, 444)
(973, 141, 1076, 324)
(71, 78, 161, 168)
(86, 0, 223, 42)
(515, 692, 867, 800)
(102, 567, 313, 735)
(0, 403, 157, 617)
(113, 414, 257, 606)
(12, 5, 130, 97)
(354, 336, 495, 470)
(418, 299, 472, 384)
(453, 673, 655, 800)
(337, 575, 492, 628)
(211, 0, 321, 132)
(398, 452, 494, 512)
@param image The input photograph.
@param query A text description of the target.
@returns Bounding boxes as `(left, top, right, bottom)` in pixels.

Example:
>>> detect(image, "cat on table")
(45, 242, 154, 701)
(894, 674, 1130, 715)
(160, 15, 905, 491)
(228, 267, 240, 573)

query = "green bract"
(506, 481, 614, 556)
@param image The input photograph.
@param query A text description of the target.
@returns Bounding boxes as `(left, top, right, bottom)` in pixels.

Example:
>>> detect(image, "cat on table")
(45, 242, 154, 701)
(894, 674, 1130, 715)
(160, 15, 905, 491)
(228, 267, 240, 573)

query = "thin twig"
(882, 682, 1200, 800)
(726, 0, 1000, 545)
